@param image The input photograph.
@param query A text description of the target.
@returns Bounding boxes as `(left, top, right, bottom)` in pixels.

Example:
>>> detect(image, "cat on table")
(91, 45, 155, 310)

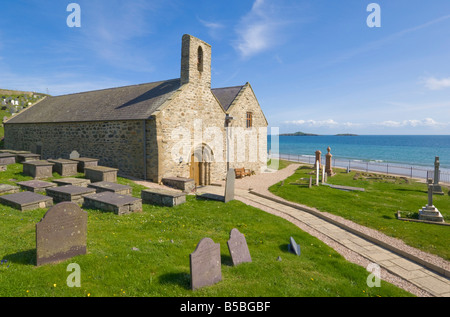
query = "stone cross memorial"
(190, 238, 222, 290)
(418, 178, 444, 223)
(36, 202, 87, 266)
(227, 228, 252, 266)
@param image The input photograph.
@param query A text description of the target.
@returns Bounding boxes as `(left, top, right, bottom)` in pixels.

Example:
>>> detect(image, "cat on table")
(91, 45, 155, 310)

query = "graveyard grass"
(269, 165, 450, 262)
(0, 164, 413, 297)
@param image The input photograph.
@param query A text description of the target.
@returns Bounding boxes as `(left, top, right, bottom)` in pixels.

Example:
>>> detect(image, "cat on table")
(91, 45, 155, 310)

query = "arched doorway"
(190, 144, 213, 186)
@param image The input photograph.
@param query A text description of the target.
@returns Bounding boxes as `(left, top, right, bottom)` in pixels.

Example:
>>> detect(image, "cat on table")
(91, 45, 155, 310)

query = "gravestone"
(83, 191, 142, 215)
(36, 202, 87, 266)
(52, 178, 91, 187)
(84, 166, 118, 183)
(227, 228, 252, 266)
(46, 185, 96, 205)
(314, 150, 321, 169)
(0, 153, 16, 165)
(141, 188, 186, 207)
(432, 157, 444, 195)
(22, 160, 54, 179)
(69, 150, 80, 160)
(0, 191, 53, 211)
(419, 179, 444, 223)
(48, 159, 78, 177)
(17, 180, 57, 193)
(88, 181, 132, 195)
(0, 184, 20, 195)
(70, 157, 99, 173)
(288, 237, 301, 256)
(325, 147, 335, 177)
(190, 238, 222, 290)
(224, 168, 235, 203)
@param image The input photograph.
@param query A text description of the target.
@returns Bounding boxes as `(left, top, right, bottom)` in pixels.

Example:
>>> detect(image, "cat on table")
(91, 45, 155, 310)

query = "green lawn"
(269, 165, 450, 261)
(0, 163, 413, 297)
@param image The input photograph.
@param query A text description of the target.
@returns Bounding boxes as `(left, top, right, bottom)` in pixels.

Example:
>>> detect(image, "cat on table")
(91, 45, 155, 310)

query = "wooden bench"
(234, 168, 251, 179)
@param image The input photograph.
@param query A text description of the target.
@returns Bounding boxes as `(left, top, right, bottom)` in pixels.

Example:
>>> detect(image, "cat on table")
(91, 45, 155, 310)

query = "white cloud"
(234, 0, 291, 58)
(198, 17, 225, 39)
(423, 77, 450, 90)
(378, 118, 444, 128)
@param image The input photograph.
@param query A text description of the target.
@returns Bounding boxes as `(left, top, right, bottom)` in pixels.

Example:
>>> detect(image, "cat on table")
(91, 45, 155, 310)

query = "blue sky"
(1, 0, 450, 135)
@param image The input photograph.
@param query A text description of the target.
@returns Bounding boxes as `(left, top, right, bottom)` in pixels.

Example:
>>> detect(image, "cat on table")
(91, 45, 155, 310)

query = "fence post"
(410, 167, 413, 179)
(387, 164, 389, 175)
(366, 162, 368, 172)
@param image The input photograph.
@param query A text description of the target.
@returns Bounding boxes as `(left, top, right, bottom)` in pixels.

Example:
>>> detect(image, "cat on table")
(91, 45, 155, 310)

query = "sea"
(268, 135, 450, 178)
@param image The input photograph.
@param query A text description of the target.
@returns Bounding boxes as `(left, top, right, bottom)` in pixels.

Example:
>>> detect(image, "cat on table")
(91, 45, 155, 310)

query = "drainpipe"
(143, 120, 147, 180)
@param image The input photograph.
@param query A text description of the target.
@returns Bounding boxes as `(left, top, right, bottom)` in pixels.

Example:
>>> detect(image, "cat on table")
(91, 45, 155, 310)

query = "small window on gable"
(197, 46, 204, 72)
(246, 112, 253, 128)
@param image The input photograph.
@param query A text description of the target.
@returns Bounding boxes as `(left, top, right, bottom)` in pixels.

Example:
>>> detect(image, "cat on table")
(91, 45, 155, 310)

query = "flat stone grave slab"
(0, 184, 20, 195)
(47, 159, 79, 177)
(22, 160, 54, 179)
(36, 202, 87, 266)
(46, 185, 96, 205)
(0, 153, 17, 165)
(190, 238, 222, 290)
(0, 191, 53, 211)
(52, 178, 91, 187)
(83, 192, 142, 215)
(17, 180, 57, 193)
(88, 181, 132, 195)
(17, 153, 41, 163)
(141, 188, 186, 207)
(70, 157, 99, 173)
(84, 166, 118, 183)
(162, 177, 195, 193)
(227, 228, 252, 266)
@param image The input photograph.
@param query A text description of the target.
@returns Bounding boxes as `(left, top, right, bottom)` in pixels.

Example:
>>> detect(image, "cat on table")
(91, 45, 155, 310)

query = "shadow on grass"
(3, 249, 36, 266)
(158, 272, 191, 290)
(221, 254, 233, 266)
(394, 188, 427, 194)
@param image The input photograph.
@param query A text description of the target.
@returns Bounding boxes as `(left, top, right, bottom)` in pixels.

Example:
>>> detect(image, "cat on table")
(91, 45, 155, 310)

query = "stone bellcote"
(180, 34, 211, 88)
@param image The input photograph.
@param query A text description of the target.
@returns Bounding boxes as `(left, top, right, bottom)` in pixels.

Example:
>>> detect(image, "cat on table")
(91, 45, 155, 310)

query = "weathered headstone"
(325, 146, 334, 177)
(190, 238, 222, 290)
(69, 150, 80, 160)
(227, 228, 252, 266)
(36, 202, 87, 266)
(224, 168, 235, 203)
(288, 237, 301, 256)
(314, 150, 321, 169)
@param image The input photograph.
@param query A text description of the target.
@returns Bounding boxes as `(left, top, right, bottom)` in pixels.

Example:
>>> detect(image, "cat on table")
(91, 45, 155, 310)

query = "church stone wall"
(4, 120, 150, 179)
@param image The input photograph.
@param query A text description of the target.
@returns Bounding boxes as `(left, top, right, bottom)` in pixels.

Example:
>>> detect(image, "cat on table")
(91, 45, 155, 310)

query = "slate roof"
(211, 85, 244, 112)
(6, 79, 181, 124)
(6, 78, 245, 124)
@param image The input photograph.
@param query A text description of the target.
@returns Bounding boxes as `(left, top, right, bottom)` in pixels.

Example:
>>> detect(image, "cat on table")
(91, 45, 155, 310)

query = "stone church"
(5, 34, 268, 185)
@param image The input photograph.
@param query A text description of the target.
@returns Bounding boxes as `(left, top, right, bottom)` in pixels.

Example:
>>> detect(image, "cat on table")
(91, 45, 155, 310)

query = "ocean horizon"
(268, 134, 450, 171)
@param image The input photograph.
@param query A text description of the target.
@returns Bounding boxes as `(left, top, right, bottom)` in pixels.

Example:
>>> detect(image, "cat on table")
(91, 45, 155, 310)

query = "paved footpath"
(196, 165, 450, 297)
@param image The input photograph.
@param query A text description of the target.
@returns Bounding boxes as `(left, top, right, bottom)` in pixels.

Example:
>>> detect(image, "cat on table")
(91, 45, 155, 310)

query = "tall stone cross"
(427, 178, 433, 207)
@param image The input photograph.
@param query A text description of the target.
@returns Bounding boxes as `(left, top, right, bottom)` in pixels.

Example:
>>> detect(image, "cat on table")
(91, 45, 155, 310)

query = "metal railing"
(274, 153, 450, 184)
